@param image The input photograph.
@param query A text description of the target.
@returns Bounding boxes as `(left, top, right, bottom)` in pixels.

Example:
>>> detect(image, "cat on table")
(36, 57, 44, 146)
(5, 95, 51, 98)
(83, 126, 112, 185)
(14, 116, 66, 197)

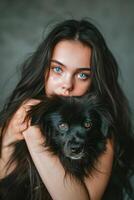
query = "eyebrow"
(51, 59, 91, 71)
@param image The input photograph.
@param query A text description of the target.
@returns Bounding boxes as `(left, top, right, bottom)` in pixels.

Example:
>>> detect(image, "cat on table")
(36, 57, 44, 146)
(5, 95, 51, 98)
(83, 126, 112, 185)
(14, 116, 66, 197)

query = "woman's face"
(45, 40, 92, 97)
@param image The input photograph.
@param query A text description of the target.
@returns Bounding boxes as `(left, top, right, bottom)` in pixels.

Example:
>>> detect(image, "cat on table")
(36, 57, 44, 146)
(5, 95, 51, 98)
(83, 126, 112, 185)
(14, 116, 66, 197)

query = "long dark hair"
(0, 19, 134, 200)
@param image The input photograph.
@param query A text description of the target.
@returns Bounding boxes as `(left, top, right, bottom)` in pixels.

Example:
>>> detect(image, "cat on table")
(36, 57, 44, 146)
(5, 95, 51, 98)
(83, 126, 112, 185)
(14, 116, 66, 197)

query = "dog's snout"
(68, 135, 84, 152)
(63, 133, 85, 159)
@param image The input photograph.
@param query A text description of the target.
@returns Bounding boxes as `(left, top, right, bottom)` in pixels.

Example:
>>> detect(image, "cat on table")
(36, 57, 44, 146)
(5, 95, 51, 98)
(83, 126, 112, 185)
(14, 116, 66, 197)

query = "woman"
(0, 19, 133, 200)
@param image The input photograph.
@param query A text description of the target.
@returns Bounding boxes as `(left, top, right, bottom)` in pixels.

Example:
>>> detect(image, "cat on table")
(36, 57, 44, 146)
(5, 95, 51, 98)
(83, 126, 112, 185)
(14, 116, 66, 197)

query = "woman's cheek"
(76, 81, 92, 95)
(45, 76, 63, 95)
(50, 76, 63, 88)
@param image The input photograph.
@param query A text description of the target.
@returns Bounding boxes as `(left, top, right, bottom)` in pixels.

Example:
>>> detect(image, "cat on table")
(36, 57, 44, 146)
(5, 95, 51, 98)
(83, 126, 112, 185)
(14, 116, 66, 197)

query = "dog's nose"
(70, 143, 83, 154)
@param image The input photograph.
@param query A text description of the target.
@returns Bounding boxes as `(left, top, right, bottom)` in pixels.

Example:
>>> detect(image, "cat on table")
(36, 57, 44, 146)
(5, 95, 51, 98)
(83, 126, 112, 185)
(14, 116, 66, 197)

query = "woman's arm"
(84, 139, 114, 200)
(23, 126, 90, 200)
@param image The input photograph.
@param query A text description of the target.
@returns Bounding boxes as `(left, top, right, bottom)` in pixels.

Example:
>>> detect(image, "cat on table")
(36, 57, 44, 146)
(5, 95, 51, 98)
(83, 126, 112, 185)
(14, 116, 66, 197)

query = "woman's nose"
(61, 75, 74, 92)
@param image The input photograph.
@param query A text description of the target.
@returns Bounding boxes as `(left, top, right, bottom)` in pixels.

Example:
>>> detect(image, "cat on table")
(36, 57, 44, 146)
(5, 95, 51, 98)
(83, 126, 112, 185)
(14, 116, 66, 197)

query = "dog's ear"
(28, 95, 64, 125)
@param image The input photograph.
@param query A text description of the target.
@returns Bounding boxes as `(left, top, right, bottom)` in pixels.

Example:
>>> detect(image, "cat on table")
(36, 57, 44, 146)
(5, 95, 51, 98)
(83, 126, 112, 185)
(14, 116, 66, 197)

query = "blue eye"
(53, 66, 62, 73)
(78, 73, 89, 80)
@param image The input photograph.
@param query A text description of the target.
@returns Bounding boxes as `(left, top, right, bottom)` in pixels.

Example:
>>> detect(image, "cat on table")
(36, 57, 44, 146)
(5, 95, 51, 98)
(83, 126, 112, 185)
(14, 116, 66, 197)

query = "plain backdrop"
(0, 0, 134, 118)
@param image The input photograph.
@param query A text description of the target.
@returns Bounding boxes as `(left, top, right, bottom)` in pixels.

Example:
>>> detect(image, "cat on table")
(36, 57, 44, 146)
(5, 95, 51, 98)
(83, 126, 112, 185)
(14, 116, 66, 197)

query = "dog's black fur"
(29, 93, 114, 181)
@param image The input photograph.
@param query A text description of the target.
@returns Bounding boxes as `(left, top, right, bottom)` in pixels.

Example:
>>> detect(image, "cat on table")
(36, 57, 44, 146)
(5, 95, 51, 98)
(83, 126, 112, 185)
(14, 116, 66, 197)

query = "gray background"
(0, 0, 134, 118)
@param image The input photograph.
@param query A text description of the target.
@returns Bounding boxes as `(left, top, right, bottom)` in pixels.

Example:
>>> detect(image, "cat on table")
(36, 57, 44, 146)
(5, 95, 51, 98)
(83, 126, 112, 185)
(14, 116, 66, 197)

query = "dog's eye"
(84, 121, 92, 129)
(58, 123, 69, 131)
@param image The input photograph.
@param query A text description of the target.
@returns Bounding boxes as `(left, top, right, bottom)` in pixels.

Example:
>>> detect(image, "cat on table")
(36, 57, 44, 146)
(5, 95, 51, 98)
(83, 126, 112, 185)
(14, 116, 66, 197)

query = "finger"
(15, 99, 40, 122)
(10, 99, 41, 133)
(19, 121, 29, 132)
(14, 107, 27, 124)
(23, 99, 41, 107)
(22, 99, 41, 116)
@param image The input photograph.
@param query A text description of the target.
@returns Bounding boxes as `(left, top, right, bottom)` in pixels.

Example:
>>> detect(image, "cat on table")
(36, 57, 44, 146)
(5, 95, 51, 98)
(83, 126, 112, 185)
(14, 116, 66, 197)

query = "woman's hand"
(2, 99, 41, 148)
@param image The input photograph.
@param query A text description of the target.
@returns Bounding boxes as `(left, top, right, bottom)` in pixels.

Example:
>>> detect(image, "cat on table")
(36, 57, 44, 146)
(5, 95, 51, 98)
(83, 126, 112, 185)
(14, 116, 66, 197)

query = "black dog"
(29, 93, 113, 181)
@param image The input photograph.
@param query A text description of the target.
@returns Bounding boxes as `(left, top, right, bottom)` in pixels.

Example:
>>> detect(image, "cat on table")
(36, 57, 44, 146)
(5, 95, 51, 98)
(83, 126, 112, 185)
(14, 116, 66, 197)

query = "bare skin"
(0, 40, 114, 199)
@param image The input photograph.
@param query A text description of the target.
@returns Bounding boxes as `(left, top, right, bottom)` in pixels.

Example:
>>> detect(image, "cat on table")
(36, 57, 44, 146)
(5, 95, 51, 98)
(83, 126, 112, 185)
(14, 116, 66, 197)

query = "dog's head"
(30, 94, 112, 157)
(29, 93, 113, 179)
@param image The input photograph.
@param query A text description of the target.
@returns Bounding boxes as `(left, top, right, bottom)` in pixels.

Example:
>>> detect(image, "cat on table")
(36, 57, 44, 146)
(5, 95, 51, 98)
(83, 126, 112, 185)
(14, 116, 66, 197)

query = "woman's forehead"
(51, 40, 92, 69)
